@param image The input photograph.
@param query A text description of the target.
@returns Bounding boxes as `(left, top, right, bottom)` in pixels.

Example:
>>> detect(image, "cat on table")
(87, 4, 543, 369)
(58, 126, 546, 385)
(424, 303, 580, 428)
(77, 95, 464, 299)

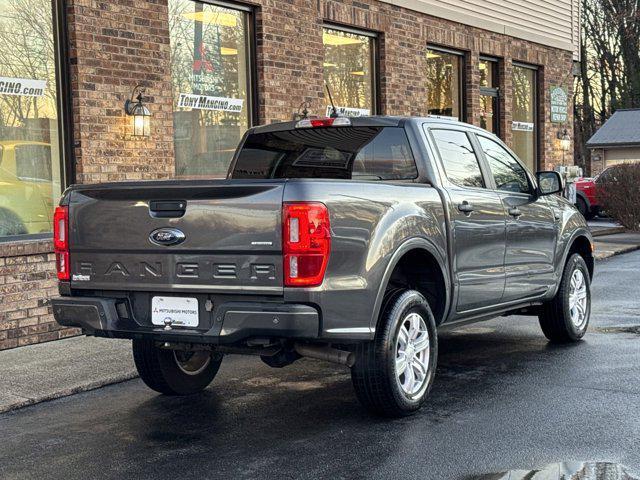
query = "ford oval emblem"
(149, 228, 185, 246)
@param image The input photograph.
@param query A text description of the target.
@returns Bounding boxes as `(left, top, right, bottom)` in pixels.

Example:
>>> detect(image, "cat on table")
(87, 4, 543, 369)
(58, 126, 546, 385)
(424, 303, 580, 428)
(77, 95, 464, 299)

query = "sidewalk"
(0, 336, 136, 413)
(1, 231, 640, 415)
(593, 231, 640, 260)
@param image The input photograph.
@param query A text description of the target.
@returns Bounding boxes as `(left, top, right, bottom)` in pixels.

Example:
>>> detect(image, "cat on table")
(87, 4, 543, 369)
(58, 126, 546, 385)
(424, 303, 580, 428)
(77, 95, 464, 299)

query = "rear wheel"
(351, 290, 437, 417)
(132, 339, 222, 395)
(576, 197, 590, 219)
(539, 253, 591, 343)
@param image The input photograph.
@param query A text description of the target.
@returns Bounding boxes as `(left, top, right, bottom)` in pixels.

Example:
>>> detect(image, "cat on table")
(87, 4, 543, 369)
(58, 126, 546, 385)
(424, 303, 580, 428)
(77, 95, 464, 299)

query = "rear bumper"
(51, 296, 320, 344)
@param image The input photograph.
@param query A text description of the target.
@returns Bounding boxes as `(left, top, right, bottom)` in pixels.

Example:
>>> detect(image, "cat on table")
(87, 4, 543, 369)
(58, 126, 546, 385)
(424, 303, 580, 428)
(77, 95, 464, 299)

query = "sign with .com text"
(550, 86, 569, 124)
(0, 77, 46, 97)
(178, 93, 244, 113)
(325, 106, 371, 118)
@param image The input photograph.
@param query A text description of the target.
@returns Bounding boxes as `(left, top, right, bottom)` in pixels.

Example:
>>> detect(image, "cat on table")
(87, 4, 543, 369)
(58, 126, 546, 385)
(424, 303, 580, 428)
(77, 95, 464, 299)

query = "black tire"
(575, 197, 590, 219)
(539, 253, 591, 343)
(0, 208, 27, 236)
(351, 290, 438, 417)
(132, 339, 222, 395)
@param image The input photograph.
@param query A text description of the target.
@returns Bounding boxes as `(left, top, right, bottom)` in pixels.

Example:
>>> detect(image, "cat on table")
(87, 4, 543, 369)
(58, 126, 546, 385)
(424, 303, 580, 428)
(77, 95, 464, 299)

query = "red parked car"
(575, 176, 598, 219)
(575, 167, 615, 219)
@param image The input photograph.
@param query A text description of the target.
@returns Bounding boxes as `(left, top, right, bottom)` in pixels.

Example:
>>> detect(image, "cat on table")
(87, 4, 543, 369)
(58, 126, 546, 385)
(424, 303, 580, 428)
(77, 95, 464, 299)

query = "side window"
(431, 129, 484, 188)
(478, 136, 531, 194)
(352, 128, 418, 180)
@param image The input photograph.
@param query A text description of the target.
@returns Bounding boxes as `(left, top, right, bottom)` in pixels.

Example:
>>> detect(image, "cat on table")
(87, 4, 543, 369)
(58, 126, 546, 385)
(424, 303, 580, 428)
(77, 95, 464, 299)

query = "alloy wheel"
(395, 312, 431, 397)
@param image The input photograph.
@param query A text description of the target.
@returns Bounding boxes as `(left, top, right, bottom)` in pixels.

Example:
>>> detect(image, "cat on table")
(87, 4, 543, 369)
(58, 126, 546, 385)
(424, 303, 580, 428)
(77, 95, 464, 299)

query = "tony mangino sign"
(178, 93, 244, 113)
(0, 77, 46, 97)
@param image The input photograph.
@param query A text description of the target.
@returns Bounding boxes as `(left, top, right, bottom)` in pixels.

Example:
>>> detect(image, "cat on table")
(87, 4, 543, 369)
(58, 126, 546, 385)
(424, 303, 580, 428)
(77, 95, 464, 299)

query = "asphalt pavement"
(1, 251, 639, 480)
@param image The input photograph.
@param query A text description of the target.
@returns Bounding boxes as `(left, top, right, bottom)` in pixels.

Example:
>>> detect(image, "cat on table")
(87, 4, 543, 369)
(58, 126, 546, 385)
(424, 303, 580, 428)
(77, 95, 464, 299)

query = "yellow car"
(0, 141, 57, 236)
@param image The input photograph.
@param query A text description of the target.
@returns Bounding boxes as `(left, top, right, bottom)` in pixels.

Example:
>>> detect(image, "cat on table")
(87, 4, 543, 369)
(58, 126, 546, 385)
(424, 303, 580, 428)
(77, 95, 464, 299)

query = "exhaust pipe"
(294, 343, 355, 367)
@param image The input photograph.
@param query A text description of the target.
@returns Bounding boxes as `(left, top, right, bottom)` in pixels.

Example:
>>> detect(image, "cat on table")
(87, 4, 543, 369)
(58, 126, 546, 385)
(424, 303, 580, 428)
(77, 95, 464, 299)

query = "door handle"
(149, 200, 187, 218)
(508, 207, 522, 218)
(457, 201, 474, 214)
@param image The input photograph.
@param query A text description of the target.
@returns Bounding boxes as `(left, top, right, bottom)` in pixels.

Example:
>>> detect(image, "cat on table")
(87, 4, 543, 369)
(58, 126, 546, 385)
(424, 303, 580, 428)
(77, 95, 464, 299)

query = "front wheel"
(539, 253, 591, 343)
(351, 290, 438, 417)
(132, 339, 223, 395)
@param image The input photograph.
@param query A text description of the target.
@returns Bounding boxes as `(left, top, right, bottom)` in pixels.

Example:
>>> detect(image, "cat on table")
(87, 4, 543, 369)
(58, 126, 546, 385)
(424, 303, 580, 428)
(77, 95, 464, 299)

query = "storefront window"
(426, 48, 463, 120)
(0, 0, 63, 240)
(169, 0, 251, 178)
(323, 27, 375, 117)
(512, 64, 537, 171)
(479, 59, 499, 135)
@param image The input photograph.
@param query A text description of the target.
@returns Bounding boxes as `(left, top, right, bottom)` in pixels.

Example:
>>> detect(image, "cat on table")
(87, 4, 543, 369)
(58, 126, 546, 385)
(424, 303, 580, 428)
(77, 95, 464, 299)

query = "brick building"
(0, 0, 580, 350)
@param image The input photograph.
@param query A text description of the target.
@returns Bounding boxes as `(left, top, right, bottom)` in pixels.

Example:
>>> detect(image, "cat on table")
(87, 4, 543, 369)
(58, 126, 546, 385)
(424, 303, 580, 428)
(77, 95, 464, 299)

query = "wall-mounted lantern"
(558, 128, 571, 152)
(124, 85, 151, 137)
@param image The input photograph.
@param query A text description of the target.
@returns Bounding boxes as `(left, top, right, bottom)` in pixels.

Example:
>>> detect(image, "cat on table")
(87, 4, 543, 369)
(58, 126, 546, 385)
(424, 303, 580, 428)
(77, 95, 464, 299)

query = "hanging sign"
(512, 121, 534, 132)
(550, 86, 569, 123)
(178, 93, 244, 113)
(326, 106, 371, 118)
(0, 77, 46, 97)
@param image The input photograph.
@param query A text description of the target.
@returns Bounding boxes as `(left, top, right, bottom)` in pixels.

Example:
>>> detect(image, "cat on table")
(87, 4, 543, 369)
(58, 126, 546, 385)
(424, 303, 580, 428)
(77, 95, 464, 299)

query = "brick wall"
(0, 241, 79, 350)
(0, 0, 575, 351)
(66, 0, 175, 184)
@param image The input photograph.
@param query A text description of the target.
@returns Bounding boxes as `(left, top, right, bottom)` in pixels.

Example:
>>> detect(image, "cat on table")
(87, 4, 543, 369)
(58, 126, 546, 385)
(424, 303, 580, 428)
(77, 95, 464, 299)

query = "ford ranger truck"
(51, 116, 594, 417)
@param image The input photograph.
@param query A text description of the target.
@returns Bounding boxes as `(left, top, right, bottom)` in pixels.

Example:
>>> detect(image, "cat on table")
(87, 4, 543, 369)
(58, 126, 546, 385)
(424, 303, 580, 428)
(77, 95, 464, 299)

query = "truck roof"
(250, 115, 481, 134)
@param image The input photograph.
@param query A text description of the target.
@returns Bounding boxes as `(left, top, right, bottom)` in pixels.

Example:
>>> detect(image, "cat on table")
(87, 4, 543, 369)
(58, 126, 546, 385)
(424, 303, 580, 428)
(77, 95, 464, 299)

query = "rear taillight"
(53, 206, 69, 281)
(295, 117, 351, 128)
(283, 202, 331, 287)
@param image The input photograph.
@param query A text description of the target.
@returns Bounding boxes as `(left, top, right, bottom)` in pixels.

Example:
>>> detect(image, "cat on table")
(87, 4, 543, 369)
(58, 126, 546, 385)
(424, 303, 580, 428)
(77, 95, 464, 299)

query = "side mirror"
(536, 171, 563, 196)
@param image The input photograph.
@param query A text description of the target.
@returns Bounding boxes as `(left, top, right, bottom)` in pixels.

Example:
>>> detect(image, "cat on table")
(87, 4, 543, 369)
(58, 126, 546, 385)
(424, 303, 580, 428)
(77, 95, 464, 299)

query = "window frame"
(427, 126, 490, 191)
(322, 23, 379, 116)
(479, 56, 500, 137)
(426, 45, 466, 122)
(168, 0, 257, 178)
(199, 0, 257, 125)
(473, 131, 538, 196)
(511, 61, 539, 171)
(0, 0, 71, 244)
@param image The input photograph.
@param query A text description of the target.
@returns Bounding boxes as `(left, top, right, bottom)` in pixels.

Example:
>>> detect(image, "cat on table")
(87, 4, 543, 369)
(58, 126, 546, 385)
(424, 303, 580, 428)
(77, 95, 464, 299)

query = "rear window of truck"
(230, 126, 418, 180)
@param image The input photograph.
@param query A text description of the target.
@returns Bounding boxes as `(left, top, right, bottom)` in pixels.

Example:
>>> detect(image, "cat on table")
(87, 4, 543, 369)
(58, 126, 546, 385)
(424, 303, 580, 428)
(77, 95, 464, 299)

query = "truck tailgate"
(67, 180, 285, 294)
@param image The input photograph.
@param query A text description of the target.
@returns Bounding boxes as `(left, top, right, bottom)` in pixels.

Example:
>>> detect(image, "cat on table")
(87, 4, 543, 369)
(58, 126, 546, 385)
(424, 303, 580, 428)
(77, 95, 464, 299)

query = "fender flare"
(551, 228, 594, 297)
(369, 237, 451, 332)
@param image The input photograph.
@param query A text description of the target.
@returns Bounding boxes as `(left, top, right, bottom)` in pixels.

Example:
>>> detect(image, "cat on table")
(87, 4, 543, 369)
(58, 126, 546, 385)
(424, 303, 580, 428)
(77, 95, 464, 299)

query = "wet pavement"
(1, 251, 639, 480)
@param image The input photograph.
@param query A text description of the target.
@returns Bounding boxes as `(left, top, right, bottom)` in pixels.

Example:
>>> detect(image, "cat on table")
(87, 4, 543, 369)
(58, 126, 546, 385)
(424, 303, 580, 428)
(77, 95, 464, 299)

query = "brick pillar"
(256, 1, 324, 123)
(465, 50, 480, 126)
(500, 57, 513, 148)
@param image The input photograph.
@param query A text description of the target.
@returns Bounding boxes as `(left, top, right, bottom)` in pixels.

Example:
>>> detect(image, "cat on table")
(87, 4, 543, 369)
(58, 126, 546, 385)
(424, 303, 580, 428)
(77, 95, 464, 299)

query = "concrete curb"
(591, 226, 627, 238)
(0, 336, 137, 415)
(0, 371, 138, 414)
(594, 243, 640, 260)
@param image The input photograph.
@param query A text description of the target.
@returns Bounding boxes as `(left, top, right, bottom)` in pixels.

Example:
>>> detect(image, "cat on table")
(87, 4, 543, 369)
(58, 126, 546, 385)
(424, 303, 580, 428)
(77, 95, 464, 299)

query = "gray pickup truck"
(51, 116, 594, 417)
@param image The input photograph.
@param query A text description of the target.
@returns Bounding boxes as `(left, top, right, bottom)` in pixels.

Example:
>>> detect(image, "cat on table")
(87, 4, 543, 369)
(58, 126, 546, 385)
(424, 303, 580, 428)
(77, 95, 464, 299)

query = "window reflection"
(426, 49, 462, 119)
(432, 129, 484, 188)
(169, 0, 250, 178)
(512, 65, 537, 171)
(323, 28, 374, 116)
(0, 0, 62, 239)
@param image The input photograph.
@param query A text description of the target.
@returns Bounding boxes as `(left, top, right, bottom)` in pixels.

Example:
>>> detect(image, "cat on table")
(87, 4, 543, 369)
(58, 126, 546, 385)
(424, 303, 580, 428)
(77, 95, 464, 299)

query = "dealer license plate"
(151, 296, 199, 328)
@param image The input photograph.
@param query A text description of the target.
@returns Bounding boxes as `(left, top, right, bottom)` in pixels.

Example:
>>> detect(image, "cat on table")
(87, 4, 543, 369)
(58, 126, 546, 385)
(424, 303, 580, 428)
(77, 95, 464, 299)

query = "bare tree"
(575, 0, 640, 173)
